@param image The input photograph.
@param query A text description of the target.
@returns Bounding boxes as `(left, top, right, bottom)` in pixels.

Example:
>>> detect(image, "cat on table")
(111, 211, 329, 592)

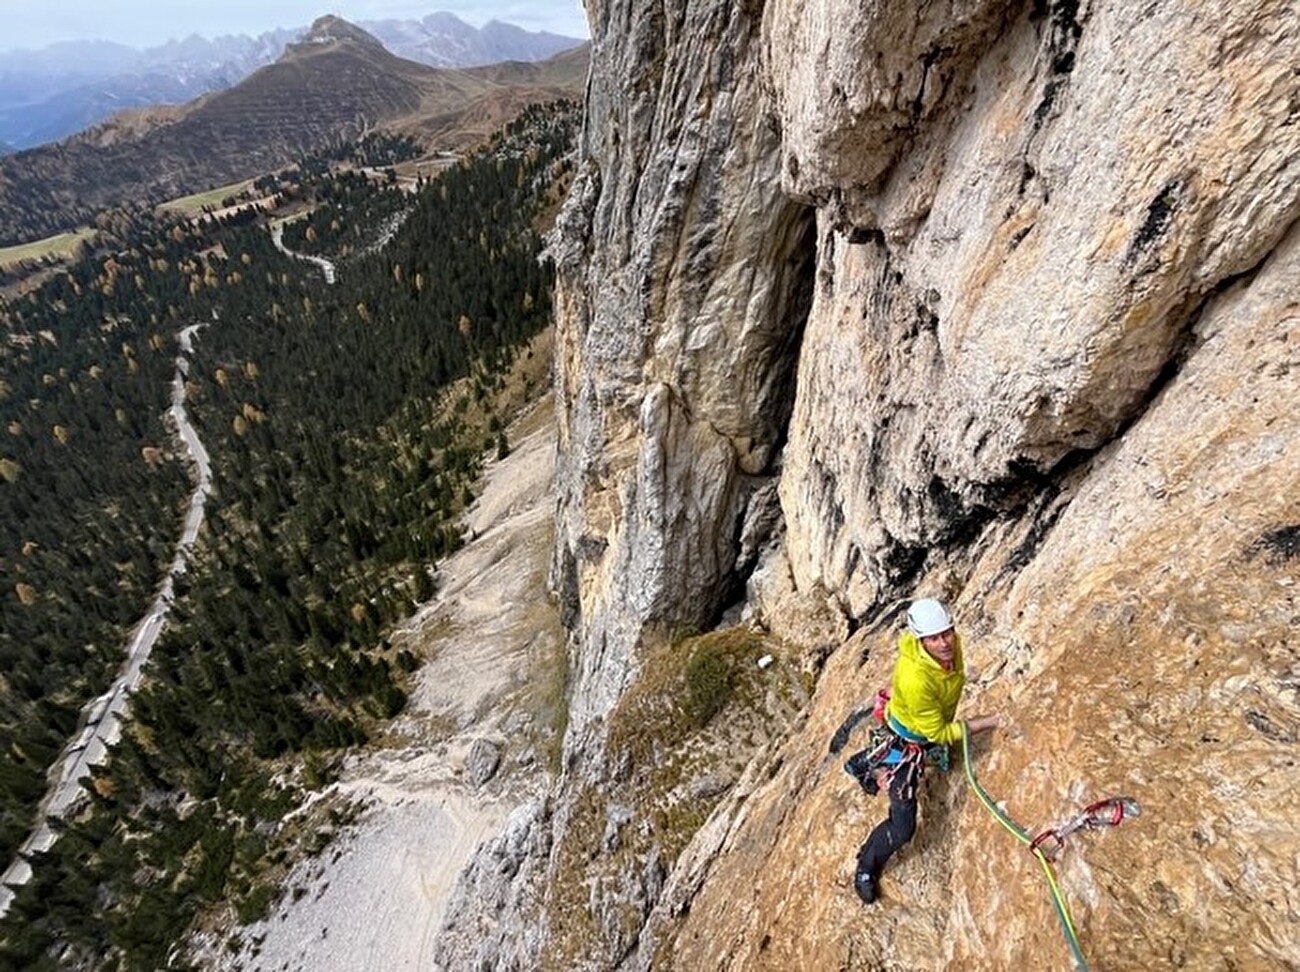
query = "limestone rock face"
(640, 218, 1300, 972)
(550, 0, 815, 738)
(430, 800, 551, 971)
(467, 738, 502, 788)
(776, 0, 1300, 617)
(762, 0, 1011, 204)
(469, 0, 1300, 969)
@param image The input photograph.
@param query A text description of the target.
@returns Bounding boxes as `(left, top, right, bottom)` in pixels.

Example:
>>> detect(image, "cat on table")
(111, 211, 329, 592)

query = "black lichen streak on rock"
(1245, 708, 1299, 744)
(996, 490, 1067, 583)
(847, 226, 884, 246)
(1009, 222, 1034, 249)
(1126, 178, 1182, 270)
(1031, 0, 1085, 129)
(880, 537, 926, 587)
(1033, 78, 1065, 127)
(927, 474, 993, 548)
(913, 300, 940, 336)
(1249, 524, 1300, 565)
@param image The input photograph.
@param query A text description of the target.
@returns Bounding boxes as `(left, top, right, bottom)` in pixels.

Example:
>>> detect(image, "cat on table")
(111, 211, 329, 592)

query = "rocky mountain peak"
(298, 15, 388, 53)
(0, 14, 589, 245)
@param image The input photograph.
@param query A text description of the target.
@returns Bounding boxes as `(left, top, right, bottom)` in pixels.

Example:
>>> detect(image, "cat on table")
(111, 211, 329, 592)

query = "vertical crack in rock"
(553, 0, 821, 743)
(557, 543, 581, 632)
(1029, 0, 1085, 127)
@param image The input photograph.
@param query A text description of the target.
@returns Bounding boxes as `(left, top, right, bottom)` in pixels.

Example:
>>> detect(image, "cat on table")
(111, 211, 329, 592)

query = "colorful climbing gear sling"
(832, 690, 950, 798)
(960, 723, 1139, 972)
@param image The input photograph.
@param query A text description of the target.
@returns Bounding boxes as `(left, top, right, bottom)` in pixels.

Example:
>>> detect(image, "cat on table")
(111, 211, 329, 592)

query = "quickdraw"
(961, 727, 1141, 972)
(1030, 797, 1142, 862)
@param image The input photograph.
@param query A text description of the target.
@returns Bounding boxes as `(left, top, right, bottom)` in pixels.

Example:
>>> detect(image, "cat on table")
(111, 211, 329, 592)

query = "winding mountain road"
(271, 222, 337, 284)
(0, 324, 213, 917)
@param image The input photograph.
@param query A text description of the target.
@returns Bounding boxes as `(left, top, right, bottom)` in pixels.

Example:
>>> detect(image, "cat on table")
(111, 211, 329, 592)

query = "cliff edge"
(436, 1, 1300, 968)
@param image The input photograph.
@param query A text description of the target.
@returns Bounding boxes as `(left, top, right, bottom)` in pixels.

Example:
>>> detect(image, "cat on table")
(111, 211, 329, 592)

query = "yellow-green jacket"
(885, 631, 966, 746)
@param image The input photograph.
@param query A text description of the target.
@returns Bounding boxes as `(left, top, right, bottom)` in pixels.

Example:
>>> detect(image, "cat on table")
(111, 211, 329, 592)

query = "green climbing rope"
(960, 722, 1088, 972)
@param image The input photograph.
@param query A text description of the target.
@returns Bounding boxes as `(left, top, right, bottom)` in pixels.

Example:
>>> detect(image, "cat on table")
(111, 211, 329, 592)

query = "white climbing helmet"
(906, 598, 954, 638)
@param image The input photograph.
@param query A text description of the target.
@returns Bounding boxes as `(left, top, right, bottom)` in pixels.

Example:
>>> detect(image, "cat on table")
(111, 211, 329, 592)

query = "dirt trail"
(211, 396, 561, 971)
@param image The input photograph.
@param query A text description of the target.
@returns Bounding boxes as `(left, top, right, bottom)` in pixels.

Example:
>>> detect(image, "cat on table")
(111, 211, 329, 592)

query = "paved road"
(0, 324, 213, 917)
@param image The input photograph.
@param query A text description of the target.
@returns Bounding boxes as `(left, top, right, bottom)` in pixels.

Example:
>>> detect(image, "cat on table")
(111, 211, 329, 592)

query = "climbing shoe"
(854, 871, 878, 905)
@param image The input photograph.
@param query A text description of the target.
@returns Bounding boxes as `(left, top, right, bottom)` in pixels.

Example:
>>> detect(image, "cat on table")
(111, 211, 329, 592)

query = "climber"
(848, 597, 1000, 904)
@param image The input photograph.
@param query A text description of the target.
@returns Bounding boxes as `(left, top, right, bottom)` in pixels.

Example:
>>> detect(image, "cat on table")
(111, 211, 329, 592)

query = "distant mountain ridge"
(363, 14, 583, 68)
(0, 12, 585, 150)
(0, 16, 587, 245)
(0, 31, 298, 149)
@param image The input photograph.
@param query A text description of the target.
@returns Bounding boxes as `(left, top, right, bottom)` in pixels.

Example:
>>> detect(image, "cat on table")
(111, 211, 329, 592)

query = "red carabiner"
(1029, 829, 1066, 861)
(1082, 798, 1127, 828)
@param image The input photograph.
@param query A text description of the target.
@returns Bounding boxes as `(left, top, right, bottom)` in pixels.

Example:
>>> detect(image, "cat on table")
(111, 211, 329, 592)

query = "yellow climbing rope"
(960, 722, 1088, 971)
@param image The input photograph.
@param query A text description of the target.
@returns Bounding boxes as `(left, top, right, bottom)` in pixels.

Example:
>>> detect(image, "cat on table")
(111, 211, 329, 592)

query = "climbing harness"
(835, 689, 949, 798)
(960, 723, 1140, 972)
(844, 728, 935, 798)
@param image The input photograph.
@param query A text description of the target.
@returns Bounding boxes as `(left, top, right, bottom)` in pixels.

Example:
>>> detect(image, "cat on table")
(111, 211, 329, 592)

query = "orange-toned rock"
(444, 0, 1300, 968)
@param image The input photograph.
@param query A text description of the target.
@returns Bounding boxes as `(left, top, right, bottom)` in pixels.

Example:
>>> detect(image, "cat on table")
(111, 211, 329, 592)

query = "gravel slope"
(210, 396, 561, 971)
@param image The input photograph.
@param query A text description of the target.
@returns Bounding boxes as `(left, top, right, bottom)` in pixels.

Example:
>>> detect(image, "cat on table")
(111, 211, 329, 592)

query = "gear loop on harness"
(837, 688, 952, 799)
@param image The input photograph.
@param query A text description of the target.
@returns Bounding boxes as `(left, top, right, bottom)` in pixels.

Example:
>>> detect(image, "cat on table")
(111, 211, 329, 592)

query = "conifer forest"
(0, 100, 579, 969)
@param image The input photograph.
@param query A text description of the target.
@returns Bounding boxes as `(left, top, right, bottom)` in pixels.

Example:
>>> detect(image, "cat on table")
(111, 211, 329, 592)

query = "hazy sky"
(2, 1, 589, 53)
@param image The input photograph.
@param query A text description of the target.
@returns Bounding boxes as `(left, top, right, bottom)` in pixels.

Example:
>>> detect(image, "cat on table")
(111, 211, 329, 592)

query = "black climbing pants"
(855, 765, 918, 882)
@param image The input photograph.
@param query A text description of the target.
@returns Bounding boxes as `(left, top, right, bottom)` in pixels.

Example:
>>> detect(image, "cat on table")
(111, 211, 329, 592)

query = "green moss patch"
(540, 626, 807, 968)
